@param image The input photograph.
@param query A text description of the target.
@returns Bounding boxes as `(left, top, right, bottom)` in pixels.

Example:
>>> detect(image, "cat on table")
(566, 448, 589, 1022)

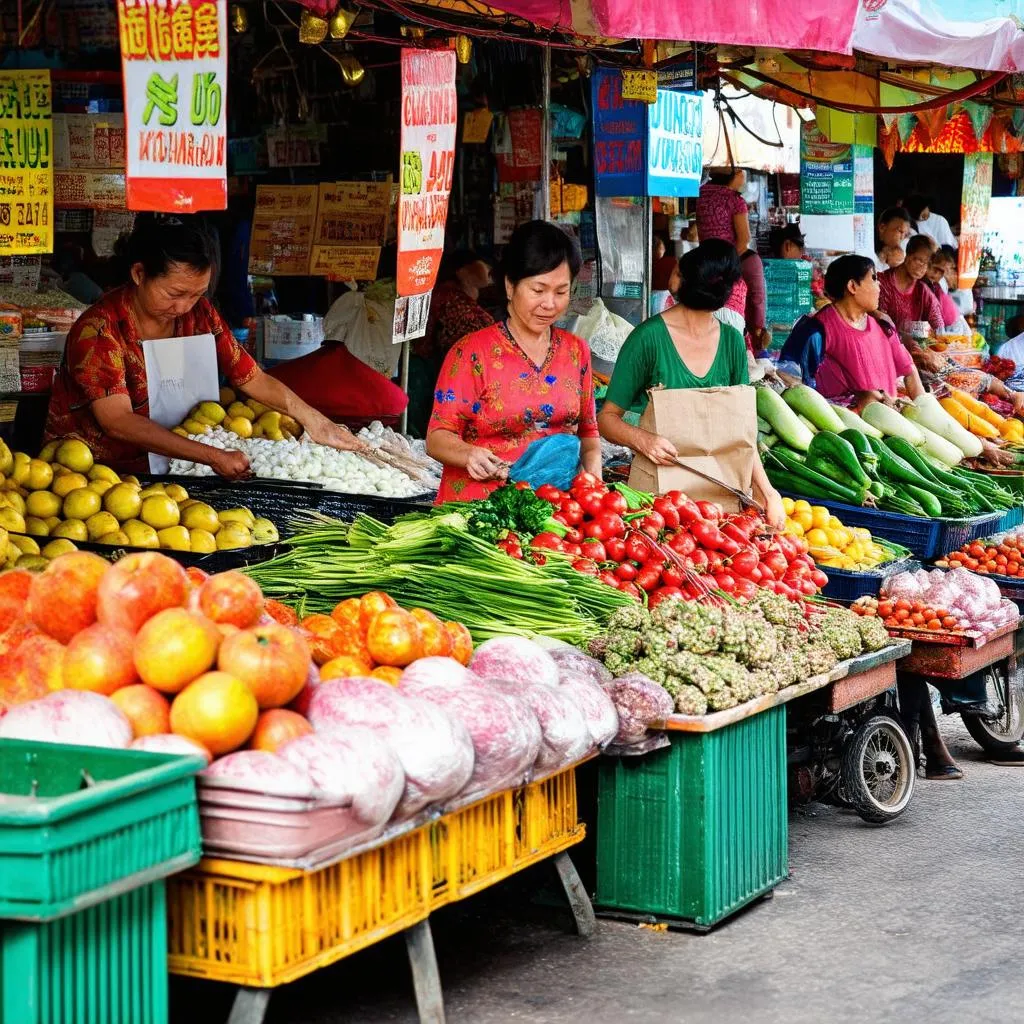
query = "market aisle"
(171, 721, 1024, 1024)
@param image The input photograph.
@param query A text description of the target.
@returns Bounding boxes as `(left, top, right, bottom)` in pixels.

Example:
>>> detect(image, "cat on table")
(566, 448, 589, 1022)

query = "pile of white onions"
(169, 428, 428, 497)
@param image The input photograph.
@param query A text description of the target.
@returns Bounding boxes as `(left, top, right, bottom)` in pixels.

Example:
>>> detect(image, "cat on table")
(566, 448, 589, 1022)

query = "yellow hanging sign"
(620, 69, 657, 104)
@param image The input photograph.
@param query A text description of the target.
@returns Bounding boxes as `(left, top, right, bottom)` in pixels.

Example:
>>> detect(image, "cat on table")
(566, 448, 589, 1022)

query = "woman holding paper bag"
(45, 214, 367, 477)
(598, 240, 786, 529)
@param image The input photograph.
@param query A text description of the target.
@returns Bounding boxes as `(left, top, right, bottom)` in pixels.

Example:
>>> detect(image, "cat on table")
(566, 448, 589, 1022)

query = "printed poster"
(646, 89, 703, 199)
(117, 0, 227, 212)
(248, 184, 317, 275)
(54, 170, 126, 210)
(0, 70, 54, 256)
(591, 67, 646, 197)
(396, 48, 457, 309)
(959, 152, 993, 291)
(52, 113, 126, 170)
(800, 121, 854, 215)
(309, 180, 389, 281)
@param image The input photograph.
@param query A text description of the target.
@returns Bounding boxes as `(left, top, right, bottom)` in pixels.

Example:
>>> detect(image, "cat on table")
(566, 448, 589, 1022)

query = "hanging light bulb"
(329, 5, 357, 39)
(338, 55, 365, 86)
(454, 34, 472, 65)
(299, 9, 329, 44)
(230, 4, 248, 33)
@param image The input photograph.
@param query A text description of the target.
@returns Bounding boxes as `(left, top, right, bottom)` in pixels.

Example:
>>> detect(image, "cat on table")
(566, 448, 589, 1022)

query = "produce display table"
(595, 644, 910, 931)
(892, 618, 1020, 680)
(166, 761, 592, 1024)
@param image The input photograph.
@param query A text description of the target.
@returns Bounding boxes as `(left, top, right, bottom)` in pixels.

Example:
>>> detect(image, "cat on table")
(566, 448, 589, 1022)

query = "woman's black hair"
(707, 167, 738, 187)
(673, 239, 742, 311)
(501, 220, 581, 286)
(940, 243, 958, 262)
(768, 224, 806, 257)
(904, 194, 932, 222)
(905, 233, 936, 258)
(824, 254, 875, 302)
(114, 213, 216, 280)
(878, 206, 911, 226)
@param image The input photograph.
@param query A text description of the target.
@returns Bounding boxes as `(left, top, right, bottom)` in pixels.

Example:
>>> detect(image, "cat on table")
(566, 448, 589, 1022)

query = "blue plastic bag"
(508, 434, 581, 491)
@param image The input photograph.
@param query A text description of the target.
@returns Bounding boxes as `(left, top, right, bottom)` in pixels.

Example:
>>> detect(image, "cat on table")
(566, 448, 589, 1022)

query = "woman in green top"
(599, 240, 786, 529)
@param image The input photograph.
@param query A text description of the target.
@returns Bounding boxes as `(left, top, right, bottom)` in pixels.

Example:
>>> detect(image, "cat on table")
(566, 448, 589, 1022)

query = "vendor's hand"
(763, 488, 786, 532)
(915, 349, 945, 374)
(1010, 390, 1024, 417)
(208, 448, 252, 480)
(305, 415, 371, 455)
(465, 446, 509, 482)
(981, 440, 1015, 467)
(636, 432, 679, 467)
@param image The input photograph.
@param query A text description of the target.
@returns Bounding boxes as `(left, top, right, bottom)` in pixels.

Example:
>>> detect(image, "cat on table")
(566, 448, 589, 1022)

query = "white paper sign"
(142, 332, 218, 474)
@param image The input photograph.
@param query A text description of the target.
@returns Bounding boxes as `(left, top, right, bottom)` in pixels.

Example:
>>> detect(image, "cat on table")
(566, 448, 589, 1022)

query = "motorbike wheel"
(840, 714, 915, 824)
(961, 660, 1024, 755)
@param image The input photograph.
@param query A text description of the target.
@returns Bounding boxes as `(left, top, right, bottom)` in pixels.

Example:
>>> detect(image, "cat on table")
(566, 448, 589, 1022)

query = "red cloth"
(428, 323, 599, 503)
(877, 269, 944, 335)
(741, 251, 766, 332)
(45, 284, 258, 472)
(268, 341, 407, 427)
(813, 306, 914, 401)
(696, 183, 747, 246)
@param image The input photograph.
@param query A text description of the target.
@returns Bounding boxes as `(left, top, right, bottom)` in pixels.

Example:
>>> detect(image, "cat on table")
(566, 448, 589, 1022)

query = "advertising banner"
(117, 0, 228, 212)
(646, 89, 703, 199)
(591, 67, 645, 197)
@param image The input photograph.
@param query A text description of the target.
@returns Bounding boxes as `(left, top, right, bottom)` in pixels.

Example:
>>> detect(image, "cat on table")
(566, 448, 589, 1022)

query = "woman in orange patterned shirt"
(45, 215, 368, 477)
(426, 221, 600, 503)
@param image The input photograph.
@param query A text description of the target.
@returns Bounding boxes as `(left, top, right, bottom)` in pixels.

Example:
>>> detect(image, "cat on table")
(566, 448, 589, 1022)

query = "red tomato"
(581, 539, 607, 563)
(774, 535, 799, 562)
(572, 471, 602, 492)
(690, 521, 724, 551)
(563, 527, 583, 545)
(536, 484, 564, 503)
(580, 493, 605, 518)
(639, 515, 663, 539)
(514, 481, 530, 490)
(617, 581, 643, 601)
(668, 531, 696, 557)
(713, 572, 736, 593)
(583, 522, 606, 542)
(559, 500, 584, 526)
(810, 569, 829, 588)
(729, 549, 759, 578)
(601, 491, 628, 515)
(604, 537, 627, 562)
(530, 532, 564, 551)
(653, 497, 680, 530)
(696, 500, 721, 522)
(660, 564, 684, 588)
(563, 543, 583, 557)
(635, 566, 663, 592)
(614, 562, 639, 582)
(594, 512, 626, 538)
(625, 534, 652, 563)
(597, 571, 618, 587)
(675, 497, 703, 526)
(572, 558, 599, 575)
(649, 586, 684, 609)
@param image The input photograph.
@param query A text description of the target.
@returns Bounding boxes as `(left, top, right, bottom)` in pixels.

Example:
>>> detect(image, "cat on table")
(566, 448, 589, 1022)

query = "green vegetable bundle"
(246, 510, 631, 644)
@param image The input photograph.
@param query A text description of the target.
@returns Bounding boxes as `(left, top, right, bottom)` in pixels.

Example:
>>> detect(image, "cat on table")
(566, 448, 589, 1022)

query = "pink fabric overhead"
(588, 0, 859, 49)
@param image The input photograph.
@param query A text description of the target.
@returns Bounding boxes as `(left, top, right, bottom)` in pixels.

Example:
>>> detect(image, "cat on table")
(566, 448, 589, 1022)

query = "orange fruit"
(248, 708, 313, 753)
(366, 608, 423, 667)
(320, 653, 374, 680)
(133, 608, 221, 693)
(170, 671, 259, 755)
(198, 572, 265, 628)
(410, 608, 452, 658)
(26, 551, 109, 643)
(264, 600, 298, 627)
(370, 665, 403, 686)
(111, 684, 171, 737)
(330, 597, 363, 630)
(445, 621, 473, 666)
(0, 570, 32, 634)
(358, 591, 397, 631)
(64, 623, 138, 695)
(299, 614, 344, 666)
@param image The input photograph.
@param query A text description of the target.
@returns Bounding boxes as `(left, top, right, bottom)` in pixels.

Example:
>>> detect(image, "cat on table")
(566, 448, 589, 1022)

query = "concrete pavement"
(172, 719, 1024, 1024)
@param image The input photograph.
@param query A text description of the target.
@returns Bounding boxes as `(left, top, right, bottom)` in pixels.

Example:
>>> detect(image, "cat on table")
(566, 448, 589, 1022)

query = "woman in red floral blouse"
(46, 215, 367, 476)
(427, 221, 600, 503)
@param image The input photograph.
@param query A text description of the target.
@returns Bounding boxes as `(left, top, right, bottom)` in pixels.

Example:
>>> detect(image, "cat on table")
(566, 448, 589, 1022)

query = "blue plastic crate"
(819, 559, 914, 603)
(992, 506, 1024, 534)
(781, 494, 1003, 560)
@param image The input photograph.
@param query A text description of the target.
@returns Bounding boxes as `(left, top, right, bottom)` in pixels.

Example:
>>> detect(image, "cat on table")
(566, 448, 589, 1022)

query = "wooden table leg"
(405, 919, 446, 1024)
(553, 850, 596, 938)
(226, 987, 272, 1024)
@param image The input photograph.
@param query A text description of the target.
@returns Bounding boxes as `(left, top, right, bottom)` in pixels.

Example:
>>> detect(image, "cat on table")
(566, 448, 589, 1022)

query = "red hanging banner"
(116, 0, 228, 212)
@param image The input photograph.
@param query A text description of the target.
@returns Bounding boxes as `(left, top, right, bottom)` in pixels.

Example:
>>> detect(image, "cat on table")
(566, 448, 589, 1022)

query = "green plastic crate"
(0, 740, 204, 921)
(0, 882, 168, 1024)
(595, 706, 788, 928)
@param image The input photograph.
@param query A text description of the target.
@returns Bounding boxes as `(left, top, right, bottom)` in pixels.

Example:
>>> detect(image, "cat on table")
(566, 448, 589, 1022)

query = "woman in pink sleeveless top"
(813, 255, 925, 409)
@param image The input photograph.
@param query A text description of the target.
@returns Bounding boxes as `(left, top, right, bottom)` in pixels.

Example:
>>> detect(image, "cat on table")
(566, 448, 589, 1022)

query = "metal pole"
(642, 198, 652, 319)
(542, 45, 552, 221)
(398, 339, 410, 434)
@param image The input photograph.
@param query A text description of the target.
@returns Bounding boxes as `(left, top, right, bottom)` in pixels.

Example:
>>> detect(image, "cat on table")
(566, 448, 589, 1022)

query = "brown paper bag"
(627, 385, 758, 511)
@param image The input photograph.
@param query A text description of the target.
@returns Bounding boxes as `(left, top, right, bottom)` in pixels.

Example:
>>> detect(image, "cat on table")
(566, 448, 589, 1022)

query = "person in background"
(652, 233, 678, 291)
(680, 220, 699, 254)
(998, 315, 1024, 366)
(696, 167, 750, 251)
(925, 249, 970, 335)
(768, 224, 806, 260)
(426, 221, 600, 502)
(407, 250, 494, 437)
(45, 214, 368, 477)
(876, 244, 905, 271)
(905, 193, 958, 250)
(874, 207, 913, 271)
(598, 239, 785, 530)
(878, 234, 944, 338)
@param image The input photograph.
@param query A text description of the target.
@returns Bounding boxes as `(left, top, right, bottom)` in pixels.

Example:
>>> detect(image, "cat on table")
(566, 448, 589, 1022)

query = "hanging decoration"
(879, 119, 898, 169)
(962, 100, 993, 141)
(329, 6, 358, 38)
(299, 10, 329, 43)
(896, 113, 917, 144)
(454, 34, 473, 64)
(915, 103, 950, 145)
(230, 4, 249, 32)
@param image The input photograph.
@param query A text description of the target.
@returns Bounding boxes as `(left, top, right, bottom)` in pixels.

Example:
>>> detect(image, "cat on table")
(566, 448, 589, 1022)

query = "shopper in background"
(696, 167, 750, 251)
(768, 224, 806, 260)
(873, 207, 913, 271)
(905, 193, 958, 250)
(407, 250, 494, 437)
(426, 220, 600, 503)
(877, 234, 944, 337)
(876, 244, 905, 271)
(925, 249, 970, 335)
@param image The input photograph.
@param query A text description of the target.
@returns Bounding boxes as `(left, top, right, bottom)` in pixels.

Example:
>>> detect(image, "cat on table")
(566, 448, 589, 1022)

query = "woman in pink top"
(813, 255, 925, 409)
(924, 248, 968, 332)
(877, 234, 944, 336)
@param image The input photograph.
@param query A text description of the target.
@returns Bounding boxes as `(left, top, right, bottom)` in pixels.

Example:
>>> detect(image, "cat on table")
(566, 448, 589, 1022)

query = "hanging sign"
(309, 180, 389, 281)
(248, 184, 317, 276)
(591, 67, 646, 197)
(800, 121, 854, 215)
(646, 89, 703, 198)
(396, 48, 457, 302)
(0, 70, 54, 256)
(959, 152, 993, 291)
(621, 69, 657, 104)
(116, 0, 228, 212)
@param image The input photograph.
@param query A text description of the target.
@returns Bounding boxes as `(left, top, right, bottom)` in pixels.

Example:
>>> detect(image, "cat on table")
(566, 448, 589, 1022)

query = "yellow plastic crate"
(166, 764, 585, 988)
(166, 826, 432, 987)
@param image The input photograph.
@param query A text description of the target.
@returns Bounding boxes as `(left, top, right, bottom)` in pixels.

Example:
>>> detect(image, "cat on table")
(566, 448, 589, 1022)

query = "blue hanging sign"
(591, 67, 646, 197)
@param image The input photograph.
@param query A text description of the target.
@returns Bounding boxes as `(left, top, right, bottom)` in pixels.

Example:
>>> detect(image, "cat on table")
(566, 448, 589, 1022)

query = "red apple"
(96, 552, 188, 634)
(26, 552, 109, 644)
(198, 572, 265, 629)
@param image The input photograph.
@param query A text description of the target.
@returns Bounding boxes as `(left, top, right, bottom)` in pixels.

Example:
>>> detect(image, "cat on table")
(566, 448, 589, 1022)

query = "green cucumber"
(839, 429, 880, 476)
(807, 431, 870, 488)
(903, 484, 943, 517)
(766, 447, 867, 505)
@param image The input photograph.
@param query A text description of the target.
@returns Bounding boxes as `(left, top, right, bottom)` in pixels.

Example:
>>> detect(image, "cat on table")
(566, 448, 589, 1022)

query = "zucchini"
(903, 484, 943, 517)
(830, 404, 883, 438)
(782, 384, 846, 433)
(861, 401, 926, 445)
(838, 428, 879, 476)
(756, 386, 814, 452)
(808, 431, 870, 488)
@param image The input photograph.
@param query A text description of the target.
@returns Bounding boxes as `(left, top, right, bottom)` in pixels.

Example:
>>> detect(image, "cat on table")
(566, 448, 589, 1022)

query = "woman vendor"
(425, 220, 600, 502)
(45, 215, 367, 478)
(597, 240, 786, 530)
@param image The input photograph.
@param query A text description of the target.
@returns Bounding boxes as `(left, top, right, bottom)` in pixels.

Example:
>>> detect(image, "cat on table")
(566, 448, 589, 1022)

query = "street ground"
(172, 718, 1023, 1024)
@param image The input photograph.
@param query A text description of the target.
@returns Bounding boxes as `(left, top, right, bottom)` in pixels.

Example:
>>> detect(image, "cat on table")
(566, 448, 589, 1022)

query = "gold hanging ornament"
(329, 6, 357, 39)
(400, 24, 425, 40)
(229, 4, 248, 33)
(454, 34, 472, 65)
(338, 55, 365, 86)
(299, 9, 329, 44)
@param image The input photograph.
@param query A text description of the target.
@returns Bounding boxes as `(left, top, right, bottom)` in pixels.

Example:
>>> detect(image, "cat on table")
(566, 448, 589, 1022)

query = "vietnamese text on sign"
(646, 89, 703, 198)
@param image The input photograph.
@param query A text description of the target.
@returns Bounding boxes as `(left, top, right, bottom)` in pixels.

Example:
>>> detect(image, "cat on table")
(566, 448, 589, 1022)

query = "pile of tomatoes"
(937, 538, 1024, 578)
(498, 475, 828, 607)
(852, 595, 959, 632)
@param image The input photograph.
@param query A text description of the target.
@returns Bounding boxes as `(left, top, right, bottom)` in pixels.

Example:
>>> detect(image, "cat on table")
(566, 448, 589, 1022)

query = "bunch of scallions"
(245, 510, 632, 644)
